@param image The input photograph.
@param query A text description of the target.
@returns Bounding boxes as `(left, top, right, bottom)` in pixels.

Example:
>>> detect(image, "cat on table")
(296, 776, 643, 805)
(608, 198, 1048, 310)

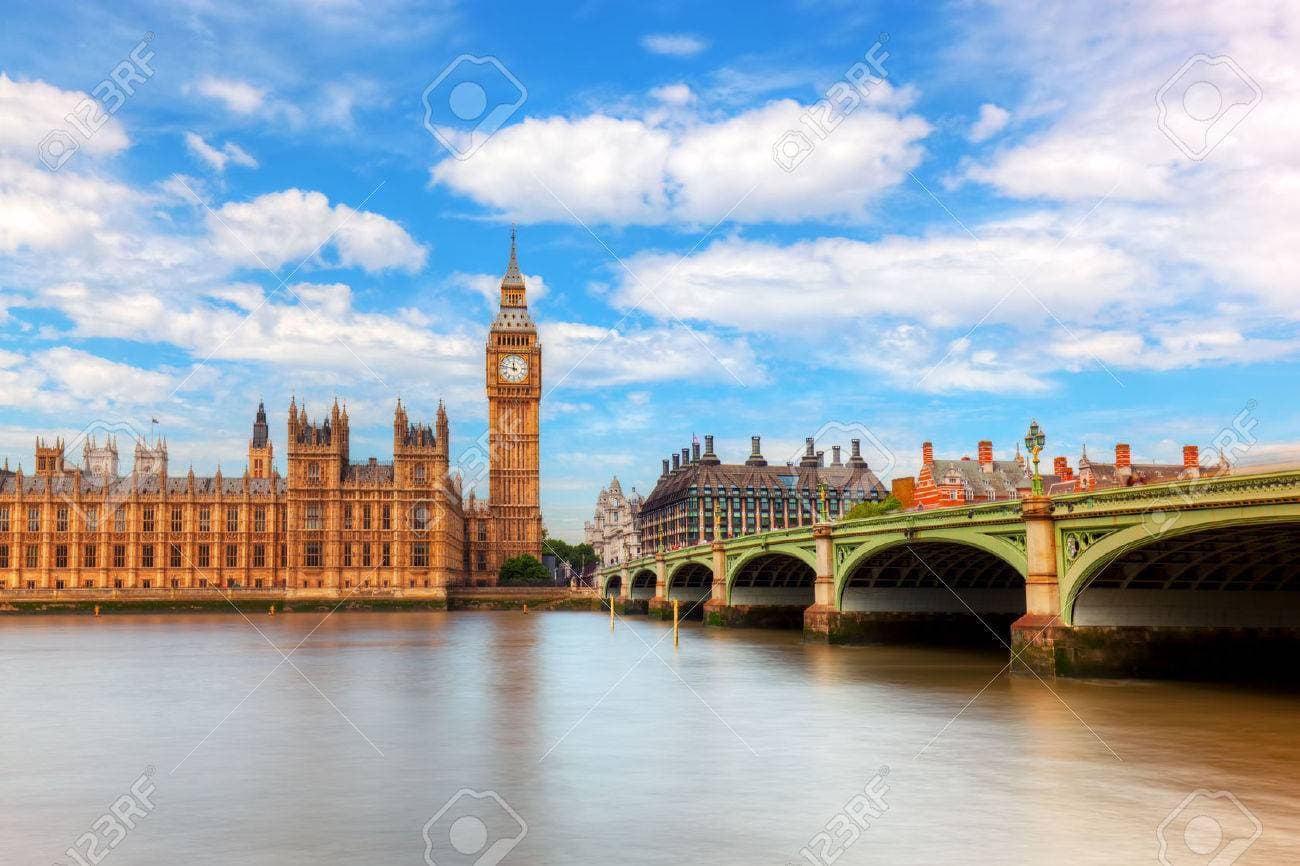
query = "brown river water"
(1, 610, 1297, 865)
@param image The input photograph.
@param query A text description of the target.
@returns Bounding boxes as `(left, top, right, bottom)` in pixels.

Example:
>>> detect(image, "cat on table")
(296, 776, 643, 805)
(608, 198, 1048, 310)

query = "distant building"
(639, 435, 888, 552)
(912, 439, 1230, 509)
(584, 477, 642, 566)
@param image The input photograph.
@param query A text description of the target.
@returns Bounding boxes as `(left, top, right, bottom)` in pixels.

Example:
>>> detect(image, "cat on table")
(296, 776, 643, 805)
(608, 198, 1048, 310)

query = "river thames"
(3, 610, 1297, 865)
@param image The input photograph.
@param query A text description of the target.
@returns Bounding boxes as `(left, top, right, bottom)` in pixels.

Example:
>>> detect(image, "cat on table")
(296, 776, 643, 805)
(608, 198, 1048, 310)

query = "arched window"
(414, 464, 426, 483)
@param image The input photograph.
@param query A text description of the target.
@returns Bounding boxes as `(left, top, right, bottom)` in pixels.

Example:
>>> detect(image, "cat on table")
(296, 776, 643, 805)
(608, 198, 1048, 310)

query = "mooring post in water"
(93, 605, 100, 617)
(269, 604, 275, 616)
(610, 596, 615, 631)
(523, 603, 529, 614)
(673, 599, 679, 647)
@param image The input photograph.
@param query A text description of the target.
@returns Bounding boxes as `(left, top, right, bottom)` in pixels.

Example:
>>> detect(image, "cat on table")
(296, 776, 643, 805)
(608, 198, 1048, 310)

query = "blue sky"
(1, 1, 1297, 537)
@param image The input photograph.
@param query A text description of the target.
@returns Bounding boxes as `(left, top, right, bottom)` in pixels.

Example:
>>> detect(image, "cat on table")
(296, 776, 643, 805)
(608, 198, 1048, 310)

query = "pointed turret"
(249, 400, 274, 479)
(500, 224, 527, 308)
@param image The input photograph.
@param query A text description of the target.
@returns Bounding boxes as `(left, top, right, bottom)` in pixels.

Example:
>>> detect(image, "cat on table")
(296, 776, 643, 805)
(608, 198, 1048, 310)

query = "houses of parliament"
(0, 236, 543, 594)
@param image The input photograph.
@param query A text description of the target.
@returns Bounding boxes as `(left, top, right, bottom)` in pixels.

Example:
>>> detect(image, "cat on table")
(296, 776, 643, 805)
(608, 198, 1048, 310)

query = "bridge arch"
(1063, 513, 1300, 627)
(835, 531, 1028, 608)
(727, 549, 816, 607)
(666, 560, 713, 607)
(834, 535, 1027, 643)
(630, 568, 657, 600)
(601, 573, 621, 598)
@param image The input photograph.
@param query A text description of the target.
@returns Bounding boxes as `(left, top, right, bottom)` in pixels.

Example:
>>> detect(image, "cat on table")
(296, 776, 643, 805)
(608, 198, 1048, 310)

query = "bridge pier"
(648, 551, 672, 620)
(803, 523, 838, 641)
(1011, 495, 1065, 676)
(701, 539, 730, 626)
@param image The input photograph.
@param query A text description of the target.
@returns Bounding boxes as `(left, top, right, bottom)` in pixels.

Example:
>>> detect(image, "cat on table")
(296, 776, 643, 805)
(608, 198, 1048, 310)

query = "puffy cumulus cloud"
(429, 84, 929, 225)
(183, 132, 258, 172)
(0, 347, 182, 413)
(641, 33, 709, 57)
(539, 321, 760, 389)
(0, 156, 141, 253)
(968, 103, 1010, 143)
(0, 72, 129, 157)
(0, 76, 143, 254)
(207, 189, 427, 273)
(37, 280, 474, 376)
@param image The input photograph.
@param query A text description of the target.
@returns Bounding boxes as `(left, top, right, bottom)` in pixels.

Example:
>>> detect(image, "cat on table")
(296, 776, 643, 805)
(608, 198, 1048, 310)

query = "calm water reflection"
(2, 611, 1297, 864)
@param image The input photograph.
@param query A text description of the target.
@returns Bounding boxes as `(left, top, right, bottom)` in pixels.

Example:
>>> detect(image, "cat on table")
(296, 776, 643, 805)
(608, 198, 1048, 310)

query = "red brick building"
(911, 440, 1227, 510)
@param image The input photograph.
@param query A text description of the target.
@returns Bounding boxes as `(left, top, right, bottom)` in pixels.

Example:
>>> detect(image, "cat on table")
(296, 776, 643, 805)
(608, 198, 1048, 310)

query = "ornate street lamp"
(1024, 419, 1046, 496)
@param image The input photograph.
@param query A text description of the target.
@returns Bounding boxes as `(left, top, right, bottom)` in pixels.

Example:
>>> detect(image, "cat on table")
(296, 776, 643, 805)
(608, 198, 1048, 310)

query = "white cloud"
(968, 103, 1010, 142)
(194, 76, 266, 114)
(0, 72, 129, 158)
(431, 88, 930, 225)
(955, 0, 1300, 329)
(540, 321, 760, 389)
(615, 231, 1149, 332)
(184, 132, 259, 172)
(207, 189, 427, 272)
(641, 33, 709, 57)
(649, 83, 696, 105)
(0, 346, 181, 413)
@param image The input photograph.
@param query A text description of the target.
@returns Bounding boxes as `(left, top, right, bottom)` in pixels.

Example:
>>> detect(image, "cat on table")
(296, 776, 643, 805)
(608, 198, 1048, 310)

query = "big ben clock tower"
(486, 228, 543, 569)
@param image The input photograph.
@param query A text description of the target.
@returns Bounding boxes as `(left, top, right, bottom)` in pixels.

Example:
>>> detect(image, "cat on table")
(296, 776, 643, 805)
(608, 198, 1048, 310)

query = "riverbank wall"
(0, 586, 601, 615)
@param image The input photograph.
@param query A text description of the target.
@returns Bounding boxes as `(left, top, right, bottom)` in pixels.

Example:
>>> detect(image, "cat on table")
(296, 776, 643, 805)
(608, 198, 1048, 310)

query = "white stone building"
(583, 477, 643, 566)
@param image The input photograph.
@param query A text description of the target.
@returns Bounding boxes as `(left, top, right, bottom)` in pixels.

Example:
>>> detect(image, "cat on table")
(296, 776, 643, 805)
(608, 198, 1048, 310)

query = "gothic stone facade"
(0, 237, 542, 593)
(584, 476, 643, 566)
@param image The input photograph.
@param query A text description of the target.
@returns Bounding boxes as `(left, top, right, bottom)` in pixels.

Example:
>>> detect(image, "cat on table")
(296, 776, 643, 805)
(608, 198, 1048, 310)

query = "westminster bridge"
(598, 468, 1300, 678)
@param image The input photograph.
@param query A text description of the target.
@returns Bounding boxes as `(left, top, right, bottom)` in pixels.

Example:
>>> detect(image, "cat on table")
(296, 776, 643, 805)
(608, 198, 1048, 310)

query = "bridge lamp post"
(1024, 420, 1046, 497)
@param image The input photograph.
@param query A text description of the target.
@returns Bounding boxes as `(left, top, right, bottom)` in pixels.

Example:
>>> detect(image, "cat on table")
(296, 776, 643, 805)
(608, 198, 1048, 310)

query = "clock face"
(498, 353, 528, 383)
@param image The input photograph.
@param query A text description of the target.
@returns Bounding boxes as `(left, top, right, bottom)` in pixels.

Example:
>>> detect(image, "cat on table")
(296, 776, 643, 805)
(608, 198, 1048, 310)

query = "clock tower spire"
(485, 227, 543, 574)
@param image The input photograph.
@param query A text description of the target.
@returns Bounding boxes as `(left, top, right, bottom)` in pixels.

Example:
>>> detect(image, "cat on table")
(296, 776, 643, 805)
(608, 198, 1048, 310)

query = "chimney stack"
(661, 458, 670, 477)
(816, 450, 825, 467)
(800, 437, 819, 468)
(978, 440, 994, 473)
(745, 435, 767, 467)
(922, 441, 934, 465)
(847, 439, 867, 468)
(1053, 456, 1074, 480)
(681, 447, 690, 468)
(831, 445, 842, 466)
(691, 440, 701, 463)
(1115, 443, 1131, 478)
(701, 435, 721, 465)
(1183, 445, 1200, 478)
(672, 453, 680, 472)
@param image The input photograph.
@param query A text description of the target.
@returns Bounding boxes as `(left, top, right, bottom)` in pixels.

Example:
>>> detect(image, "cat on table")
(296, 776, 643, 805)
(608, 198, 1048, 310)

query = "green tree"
(543, 539, 599, 569)
(498, 554, 552, 586)
(843, 494, 903, 521)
